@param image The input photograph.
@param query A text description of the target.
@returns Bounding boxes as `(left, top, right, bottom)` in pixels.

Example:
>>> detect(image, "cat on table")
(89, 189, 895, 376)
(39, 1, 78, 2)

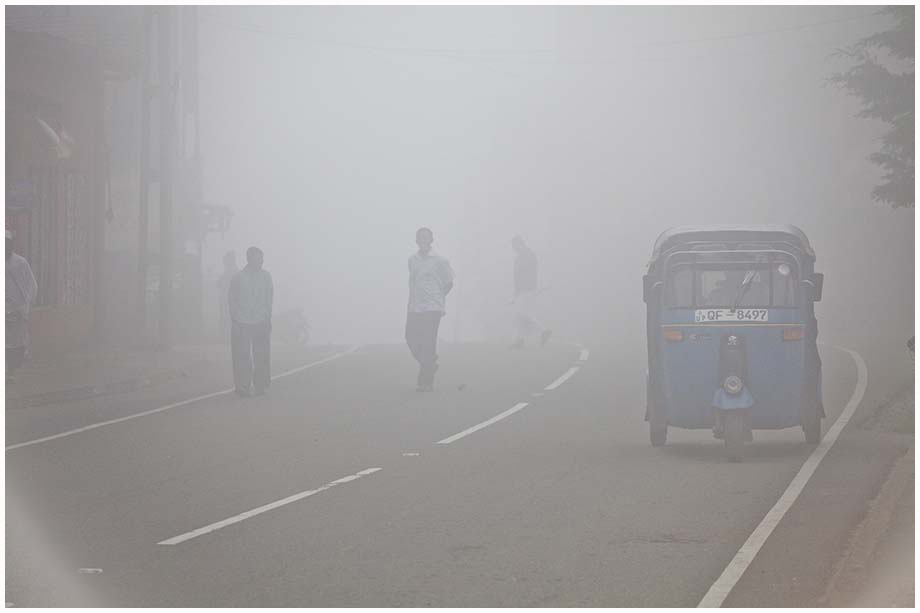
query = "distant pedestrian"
(6, 230, 37, 381)
(217, 250, 238, 341)
(510, 236, 551, 349)
(406, 227, 454, 392)
(228, 246, 273, 397)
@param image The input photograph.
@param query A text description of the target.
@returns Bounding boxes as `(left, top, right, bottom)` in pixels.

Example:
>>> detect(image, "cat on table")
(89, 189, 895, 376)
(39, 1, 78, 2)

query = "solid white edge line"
(697, 344, 868, 608)
(579, 349, 590, 362)
(436, 402, 529, 445)
(6, 345, 363, 452)
(545, 366, 580, 391)
(158, 467, 381, 545)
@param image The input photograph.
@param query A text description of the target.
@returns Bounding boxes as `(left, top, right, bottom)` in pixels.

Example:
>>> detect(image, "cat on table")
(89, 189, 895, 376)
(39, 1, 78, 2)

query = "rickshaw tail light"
(723, 375, 744, 395)
(783, 327, 804, 341)
(664, 329, 683, 342)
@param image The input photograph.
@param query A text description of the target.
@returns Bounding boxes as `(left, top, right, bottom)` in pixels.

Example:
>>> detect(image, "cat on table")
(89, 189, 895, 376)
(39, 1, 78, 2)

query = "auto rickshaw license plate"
(694, 308, 768, 323)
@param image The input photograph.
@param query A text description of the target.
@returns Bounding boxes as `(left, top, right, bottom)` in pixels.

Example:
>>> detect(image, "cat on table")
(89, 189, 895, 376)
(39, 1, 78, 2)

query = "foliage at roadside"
(829, 6, 914, 209)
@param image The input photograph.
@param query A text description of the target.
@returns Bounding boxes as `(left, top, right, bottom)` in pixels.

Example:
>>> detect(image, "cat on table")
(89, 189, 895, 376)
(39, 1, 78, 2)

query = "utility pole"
(92, 63, 106, 342)
(137, 6, 178, 348)
(157, 7, 175, 348)
(180, 5, 203, 337)
(136, 8, 152, 342)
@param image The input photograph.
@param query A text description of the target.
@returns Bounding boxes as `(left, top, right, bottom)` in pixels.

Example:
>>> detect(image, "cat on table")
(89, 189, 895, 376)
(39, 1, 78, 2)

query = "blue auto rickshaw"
(643, 225, 824, 460)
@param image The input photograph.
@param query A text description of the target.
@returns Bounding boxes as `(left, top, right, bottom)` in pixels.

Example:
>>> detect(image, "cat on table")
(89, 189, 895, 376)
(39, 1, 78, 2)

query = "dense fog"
(6, 7, 916, 607)
(188, 7, 911, 362)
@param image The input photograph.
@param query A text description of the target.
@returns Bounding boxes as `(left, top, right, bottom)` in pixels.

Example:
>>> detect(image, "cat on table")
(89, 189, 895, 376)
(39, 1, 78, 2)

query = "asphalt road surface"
(4, 339, 904, 606)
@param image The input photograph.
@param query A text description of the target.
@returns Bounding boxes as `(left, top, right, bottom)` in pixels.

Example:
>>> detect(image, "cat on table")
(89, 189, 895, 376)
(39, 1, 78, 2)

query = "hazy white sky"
(196, 6, 912, 354)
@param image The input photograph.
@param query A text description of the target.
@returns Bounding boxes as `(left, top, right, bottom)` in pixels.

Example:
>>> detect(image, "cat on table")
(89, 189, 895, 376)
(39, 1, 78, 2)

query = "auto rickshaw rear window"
(665, 260, 798, 308)
(667, 265, 694, 307)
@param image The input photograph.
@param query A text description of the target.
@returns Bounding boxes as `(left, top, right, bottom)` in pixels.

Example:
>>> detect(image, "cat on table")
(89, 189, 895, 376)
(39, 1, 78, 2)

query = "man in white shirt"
(406, 227, 454, 392)
(6, 230, 37, 381)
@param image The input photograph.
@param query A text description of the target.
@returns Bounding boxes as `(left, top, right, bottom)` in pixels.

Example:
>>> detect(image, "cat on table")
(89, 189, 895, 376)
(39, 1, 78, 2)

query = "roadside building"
(6, 6, 142, 355)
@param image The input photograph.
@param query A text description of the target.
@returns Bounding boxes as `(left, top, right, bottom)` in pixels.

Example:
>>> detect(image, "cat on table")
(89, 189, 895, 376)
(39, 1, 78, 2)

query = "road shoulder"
(722, 385, 914, 607)
(821, 445, 914, 607)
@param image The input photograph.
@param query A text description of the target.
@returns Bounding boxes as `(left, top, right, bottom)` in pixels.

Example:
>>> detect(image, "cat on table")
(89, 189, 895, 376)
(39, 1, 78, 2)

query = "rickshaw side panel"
(658, 332, 719, 428)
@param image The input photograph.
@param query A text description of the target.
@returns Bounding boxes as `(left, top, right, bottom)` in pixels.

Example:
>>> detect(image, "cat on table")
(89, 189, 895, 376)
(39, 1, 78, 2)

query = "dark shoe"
(509, 338, 525, 350)
(540, 329, 553, 346)
(416, 384, 433, 392)
(235, 387, 251, 398)
(254, 388, 267, 397)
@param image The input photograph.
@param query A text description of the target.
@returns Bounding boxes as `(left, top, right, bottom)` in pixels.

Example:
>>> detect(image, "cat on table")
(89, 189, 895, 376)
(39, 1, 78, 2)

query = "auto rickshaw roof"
(650, 225, 814, 263)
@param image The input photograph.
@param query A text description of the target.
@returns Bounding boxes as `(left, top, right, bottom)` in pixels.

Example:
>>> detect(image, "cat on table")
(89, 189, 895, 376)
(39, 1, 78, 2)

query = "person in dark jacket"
(228, 246, 273, 396)
(510, 236, 551, 349)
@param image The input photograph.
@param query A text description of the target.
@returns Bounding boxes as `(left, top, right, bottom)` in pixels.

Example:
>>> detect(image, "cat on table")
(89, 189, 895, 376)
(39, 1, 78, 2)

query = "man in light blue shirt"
(228, 246, 273, 396)
(6, 230, 37, 381)
(406, 227, 453, 392)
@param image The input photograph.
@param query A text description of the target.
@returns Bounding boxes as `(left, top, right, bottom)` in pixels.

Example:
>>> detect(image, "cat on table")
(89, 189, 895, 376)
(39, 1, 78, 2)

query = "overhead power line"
(199, 9, 885, 56)
(198, 12, 552, 57)
(197, 8, 889, 75)
(642, 10, 885, 47)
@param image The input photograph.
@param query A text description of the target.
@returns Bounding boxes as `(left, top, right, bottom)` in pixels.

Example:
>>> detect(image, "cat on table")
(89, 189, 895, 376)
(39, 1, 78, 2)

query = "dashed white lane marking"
(578, 349, 590, 362)
(544, 366, 580, 391)
(77, 568, 103, 574)
(697, 344, 868, 608)
(6, 345, 363, 452)
(437, 403, 529, 445)
(437, 348, 589, 445)
(402, 452, 420, 457)
(158, 467, 382, 545)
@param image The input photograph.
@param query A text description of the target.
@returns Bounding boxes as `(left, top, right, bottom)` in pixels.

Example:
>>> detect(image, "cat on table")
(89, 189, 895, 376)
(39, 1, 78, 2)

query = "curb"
(819, 444, 914, 606)
(5, 367, 195, 410)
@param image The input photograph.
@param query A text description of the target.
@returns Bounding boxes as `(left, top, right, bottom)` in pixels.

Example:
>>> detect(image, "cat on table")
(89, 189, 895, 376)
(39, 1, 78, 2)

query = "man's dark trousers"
(405, 311, 442, 387)
(232, 320, 271, 393)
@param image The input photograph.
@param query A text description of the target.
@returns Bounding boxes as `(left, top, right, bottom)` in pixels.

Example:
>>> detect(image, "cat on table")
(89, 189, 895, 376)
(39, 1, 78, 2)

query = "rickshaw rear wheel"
(650, 421, 668, 447)
(802, 410, 822, 445)
(648, 402, 668, 446)
(724, 413, 745, 461)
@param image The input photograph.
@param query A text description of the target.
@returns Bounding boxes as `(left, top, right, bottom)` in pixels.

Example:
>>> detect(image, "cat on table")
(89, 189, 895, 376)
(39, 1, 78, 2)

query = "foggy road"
(5, 339, 892, 607)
